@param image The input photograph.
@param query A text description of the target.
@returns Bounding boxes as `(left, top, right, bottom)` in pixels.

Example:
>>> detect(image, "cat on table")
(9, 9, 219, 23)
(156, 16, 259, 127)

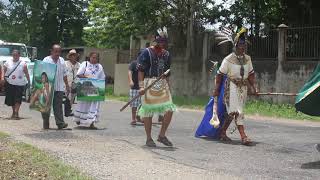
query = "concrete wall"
(100, 49, 118, 78)
(122, 25, 319, 103)
(169, 59, 318, 103)
(114, 64, 129, 96)
(62, 47, 118, 78)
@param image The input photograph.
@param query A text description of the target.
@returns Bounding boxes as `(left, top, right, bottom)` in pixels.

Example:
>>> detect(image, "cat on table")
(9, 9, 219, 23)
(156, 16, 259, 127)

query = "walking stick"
(119, 69, 171, 112)
(255, 92, 297, 96)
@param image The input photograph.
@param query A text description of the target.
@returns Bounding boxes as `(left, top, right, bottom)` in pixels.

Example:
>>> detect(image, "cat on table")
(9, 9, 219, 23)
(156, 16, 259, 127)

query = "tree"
(85, 0, 220, 61)
(0, 2, 10, 40)
(218, 0, 284, 36)
(84, 0, 166, 49)
(283, 0, 320, 26)
(0, 0, 88, 58)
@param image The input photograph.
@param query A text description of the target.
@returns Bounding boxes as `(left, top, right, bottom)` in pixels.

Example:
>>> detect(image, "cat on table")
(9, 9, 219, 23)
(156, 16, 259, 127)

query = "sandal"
(89, 123, 98, 130)
(146, 139, 156, 147)
(241, 136, 252, 146)
(157, 136, 173, 147)
(130, 121, 137, 126)
(220, 134, 232, 142)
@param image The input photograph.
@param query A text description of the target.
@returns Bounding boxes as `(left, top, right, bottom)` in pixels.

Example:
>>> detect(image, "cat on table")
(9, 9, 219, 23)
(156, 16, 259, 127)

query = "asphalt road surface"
(0, 98, 319, 180)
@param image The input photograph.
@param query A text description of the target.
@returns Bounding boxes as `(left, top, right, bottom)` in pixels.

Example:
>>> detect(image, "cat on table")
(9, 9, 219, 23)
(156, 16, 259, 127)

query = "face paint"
(154, 45, 163, 55)
(236, 43, 246, 55)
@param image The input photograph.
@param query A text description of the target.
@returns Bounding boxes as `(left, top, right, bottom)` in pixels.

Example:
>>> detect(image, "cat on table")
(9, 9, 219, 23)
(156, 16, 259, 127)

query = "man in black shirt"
(128, 60, 142, 125)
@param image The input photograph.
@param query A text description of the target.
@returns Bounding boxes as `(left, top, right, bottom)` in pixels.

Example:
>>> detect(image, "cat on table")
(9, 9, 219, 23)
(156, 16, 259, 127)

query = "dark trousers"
(42, 91, 65, 129)
(64, 97, 72, 116)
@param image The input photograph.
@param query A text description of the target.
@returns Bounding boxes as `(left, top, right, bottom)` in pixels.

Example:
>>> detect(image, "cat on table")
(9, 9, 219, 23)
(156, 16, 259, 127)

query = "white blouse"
(218, 53, 254, 79)
(77, 61, 106, 80)
(4, 59, 27, 86)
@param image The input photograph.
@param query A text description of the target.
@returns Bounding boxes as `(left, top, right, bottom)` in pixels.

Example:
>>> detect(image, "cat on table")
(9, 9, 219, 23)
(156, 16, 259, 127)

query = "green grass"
(0, 131, 9, 138)
(245, 100, 320, 121)
(106, 86, 320, 121)
(0, 133, 92, 180)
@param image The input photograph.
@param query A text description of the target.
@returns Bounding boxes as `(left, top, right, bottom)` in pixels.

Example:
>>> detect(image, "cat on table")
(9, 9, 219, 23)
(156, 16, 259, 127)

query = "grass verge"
(106, 87, 320, 121)
(0, 132, 91, 180)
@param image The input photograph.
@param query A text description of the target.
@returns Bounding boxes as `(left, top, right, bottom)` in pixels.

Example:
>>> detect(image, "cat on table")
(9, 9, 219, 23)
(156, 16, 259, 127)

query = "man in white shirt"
(42, 44, 70, 129)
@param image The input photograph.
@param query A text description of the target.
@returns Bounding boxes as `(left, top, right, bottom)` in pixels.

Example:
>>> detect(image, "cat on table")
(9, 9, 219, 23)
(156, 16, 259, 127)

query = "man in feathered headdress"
(137, 28, 177, 147)
(214, 27, 258, 145)
(196, 27, 258, 145)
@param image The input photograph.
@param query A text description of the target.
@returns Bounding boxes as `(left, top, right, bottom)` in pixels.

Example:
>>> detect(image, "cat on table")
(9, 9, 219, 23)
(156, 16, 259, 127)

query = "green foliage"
(84, 0, 220, 49)
(0, 0, 88, 58)
(218, 0, 284, 35)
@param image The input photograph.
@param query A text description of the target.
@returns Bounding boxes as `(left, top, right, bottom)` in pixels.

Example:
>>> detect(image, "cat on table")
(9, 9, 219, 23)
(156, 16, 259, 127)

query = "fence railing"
(247, 30, 278, 60)
(286, 26, 320, 61)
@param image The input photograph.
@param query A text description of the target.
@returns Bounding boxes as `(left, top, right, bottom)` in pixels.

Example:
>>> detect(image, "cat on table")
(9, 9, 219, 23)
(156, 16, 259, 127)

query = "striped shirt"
(43, 56, 68, 92)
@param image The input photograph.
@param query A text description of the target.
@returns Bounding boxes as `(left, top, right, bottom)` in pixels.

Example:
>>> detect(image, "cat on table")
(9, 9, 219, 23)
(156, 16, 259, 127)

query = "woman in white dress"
(74, 52, 106, 129)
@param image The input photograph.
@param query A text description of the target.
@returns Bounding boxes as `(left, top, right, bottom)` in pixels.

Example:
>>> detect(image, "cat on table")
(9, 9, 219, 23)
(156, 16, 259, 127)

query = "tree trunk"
(58, 0, 66, 45)
(186, 0, 195, 61)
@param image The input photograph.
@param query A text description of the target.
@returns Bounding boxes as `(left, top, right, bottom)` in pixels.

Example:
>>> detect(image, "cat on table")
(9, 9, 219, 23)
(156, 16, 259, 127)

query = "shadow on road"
(73, 126, 107, 131)
(142, 145, 178, 152)
(23, 131, 78, 140)
(301, 161, 320, 169)
(198, 137, 260, 146)
(0, 116, 31, 120)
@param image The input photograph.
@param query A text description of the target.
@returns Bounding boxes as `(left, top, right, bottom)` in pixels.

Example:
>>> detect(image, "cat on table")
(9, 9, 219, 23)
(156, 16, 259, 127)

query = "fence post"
(129, 35, 134, 60)
(277, 24, 288, 65)
(275, 24, 288, 103)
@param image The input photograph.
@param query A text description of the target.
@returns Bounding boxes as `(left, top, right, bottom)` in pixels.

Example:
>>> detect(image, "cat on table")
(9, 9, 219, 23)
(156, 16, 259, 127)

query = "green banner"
(76, 78, 105, 101)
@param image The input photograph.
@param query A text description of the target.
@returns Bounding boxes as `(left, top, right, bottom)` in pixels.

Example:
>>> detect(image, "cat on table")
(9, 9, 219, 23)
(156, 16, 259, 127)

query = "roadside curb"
(106, 99, 320, 127)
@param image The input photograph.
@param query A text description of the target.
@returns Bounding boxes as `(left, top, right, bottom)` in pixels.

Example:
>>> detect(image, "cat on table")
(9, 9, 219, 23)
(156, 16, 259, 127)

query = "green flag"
(295, 63, 320, 116)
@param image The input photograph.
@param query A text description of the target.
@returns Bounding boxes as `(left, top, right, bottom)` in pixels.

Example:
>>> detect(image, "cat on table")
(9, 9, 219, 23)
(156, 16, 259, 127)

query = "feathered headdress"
(154, 27, 168, 44)
(214, 27, 248, 47)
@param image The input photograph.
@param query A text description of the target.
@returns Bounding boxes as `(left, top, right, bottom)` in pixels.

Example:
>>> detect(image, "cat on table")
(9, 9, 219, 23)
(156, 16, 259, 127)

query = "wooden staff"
(120, 69, 171, 112)
(250, 92, 297, 96)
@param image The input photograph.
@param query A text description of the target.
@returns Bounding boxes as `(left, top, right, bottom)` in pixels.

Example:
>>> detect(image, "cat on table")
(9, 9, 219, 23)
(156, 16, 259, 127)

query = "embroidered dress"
(73, 61, 105, 126)
(218, 53, 254, 125)
(138, 48, 176, 118)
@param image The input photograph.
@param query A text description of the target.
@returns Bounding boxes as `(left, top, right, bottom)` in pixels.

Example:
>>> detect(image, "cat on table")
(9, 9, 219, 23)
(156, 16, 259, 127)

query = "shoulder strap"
(5, 60, 22, 79)
(83, 61, 88, 75)
(146, 48, 152, 75)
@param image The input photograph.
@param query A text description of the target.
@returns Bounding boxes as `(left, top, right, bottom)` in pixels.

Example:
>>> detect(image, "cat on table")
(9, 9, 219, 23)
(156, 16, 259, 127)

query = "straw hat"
(66, 49, 79, 59)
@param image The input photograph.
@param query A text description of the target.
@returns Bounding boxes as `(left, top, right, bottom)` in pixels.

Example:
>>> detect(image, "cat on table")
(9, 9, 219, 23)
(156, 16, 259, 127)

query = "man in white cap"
(64, 49, 80, 116)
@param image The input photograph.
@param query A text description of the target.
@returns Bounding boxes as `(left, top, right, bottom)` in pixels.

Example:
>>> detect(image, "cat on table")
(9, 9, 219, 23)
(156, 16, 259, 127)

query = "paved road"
(0, 98, 319, 180)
